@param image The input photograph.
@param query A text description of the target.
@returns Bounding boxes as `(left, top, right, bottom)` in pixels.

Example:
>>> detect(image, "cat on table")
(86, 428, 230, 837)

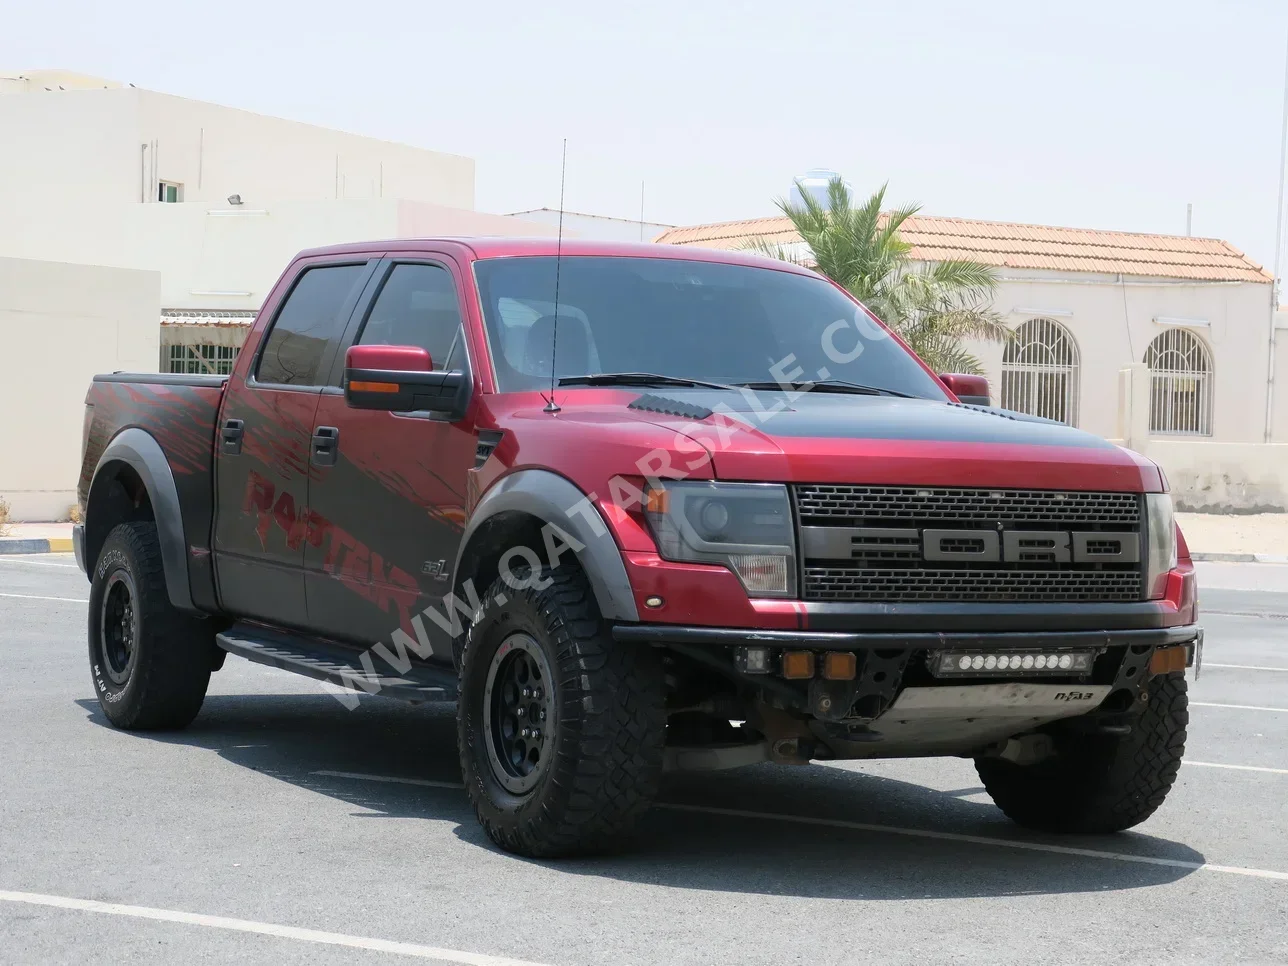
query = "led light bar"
(931, 650, 1095, 678)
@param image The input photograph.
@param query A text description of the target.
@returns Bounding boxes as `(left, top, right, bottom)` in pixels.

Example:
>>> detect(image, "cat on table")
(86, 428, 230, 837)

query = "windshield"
(472, 256, 947, 398)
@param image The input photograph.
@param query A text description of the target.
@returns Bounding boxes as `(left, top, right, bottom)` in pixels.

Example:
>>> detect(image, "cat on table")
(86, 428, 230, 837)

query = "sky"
(5, 0, 1288, 272)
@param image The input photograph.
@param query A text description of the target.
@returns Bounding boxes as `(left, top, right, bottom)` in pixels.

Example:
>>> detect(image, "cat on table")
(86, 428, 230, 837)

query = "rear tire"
(457, 563, 667, 858)
(975, 674, 1188, 833)
(88, 521, 213, 730)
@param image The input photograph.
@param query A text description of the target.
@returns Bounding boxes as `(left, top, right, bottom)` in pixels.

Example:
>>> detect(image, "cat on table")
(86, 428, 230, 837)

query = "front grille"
(794, 484, 1144, 603)
(795, 485, 1140, 528)
(804, 568, 1143, 602)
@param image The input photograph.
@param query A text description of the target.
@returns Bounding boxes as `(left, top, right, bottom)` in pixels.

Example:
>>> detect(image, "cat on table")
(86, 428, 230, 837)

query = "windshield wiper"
(558, 372, 739, 391)
(736, 379, 917, 398)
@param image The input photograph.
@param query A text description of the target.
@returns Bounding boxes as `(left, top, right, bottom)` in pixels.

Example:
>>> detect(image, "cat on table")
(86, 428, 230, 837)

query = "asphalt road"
(1, 555, 1286, 965)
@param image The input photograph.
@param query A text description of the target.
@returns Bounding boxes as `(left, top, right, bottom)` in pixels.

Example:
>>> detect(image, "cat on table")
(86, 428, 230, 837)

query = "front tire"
(975, 674, 1189, 833)
(88, 521, 214, 730)
(457, 563, 667, 857)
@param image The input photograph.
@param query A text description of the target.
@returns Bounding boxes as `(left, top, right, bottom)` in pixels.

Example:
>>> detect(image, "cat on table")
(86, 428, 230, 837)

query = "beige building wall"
(0, 199, 561, 313)
(964, 270, 1275, 444)
(0, 78, 474, 209)
(0, 257, 160, 521)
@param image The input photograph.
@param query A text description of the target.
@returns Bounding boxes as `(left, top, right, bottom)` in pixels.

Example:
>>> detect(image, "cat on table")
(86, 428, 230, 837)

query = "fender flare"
(452, 469, 639, 622)
(87, 427, 195, 612)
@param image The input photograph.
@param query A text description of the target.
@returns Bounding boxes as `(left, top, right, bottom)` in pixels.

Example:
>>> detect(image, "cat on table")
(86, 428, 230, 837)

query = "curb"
(1191, 552, 1288, 564)
(0, 538, 74, 555)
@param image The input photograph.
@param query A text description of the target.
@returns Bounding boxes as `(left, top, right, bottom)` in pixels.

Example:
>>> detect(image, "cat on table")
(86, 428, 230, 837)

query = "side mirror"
(344, 344, 467, 415)
(939, 373, 990, 407)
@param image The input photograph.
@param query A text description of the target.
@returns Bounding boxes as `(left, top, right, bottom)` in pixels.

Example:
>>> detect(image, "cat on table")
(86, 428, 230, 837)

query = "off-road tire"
(457, 563, 667, 858)
(88, 521, 214, 730)
(975, 674, 1189, 833)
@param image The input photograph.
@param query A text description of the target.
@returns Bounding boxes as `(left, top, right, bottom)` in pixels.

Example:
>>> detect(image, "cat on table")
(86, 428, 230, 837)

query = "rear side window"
(256, 264, 367, 386)
(356, 263, 463, 370)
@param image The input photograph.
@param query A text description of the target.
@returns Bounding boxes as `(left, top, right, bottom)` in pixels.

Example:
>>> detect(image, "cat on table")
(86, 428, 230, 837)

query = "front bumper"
(612, 622, 1202, 651)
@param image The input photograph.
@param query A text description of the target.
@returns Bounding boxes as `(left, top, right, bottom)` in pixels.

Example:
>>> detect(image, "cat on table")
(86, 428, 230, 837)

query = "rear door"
(302, 255, 478, 656)
(213, 258, 377, 628)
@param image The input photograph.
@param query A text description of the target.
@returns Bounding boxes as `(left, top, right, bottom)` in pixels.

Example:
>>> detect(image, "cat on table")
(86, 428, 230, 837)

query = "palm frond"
(739, 236, 806, 265)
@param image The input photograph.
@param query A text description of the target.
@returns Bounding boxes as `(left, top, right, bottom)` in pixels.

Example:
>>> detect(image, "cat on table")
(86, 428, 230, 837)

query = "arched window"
(1144, 329, 1212, 436)
(1000, 318, 1080, 425)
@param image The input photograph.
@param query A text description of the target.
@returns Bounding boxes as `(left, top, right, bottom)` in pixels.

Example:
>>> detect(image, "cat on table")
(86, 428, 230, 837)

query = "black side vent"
(627, 393, 713, 420)
(475, 430, 504, 469)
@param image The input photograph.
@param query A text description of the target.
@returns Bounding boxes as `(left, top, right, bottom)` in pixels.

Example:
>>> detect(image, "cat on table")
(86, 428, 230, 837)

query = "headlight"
(1145, 493, 1177, 599)
(644, 481, 797, 597)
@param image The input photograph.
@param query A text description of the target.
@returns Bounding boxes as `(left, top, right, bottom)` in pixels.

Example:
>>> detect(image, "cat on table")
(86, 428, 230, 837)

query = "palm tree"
(747, 178, 1010, 375)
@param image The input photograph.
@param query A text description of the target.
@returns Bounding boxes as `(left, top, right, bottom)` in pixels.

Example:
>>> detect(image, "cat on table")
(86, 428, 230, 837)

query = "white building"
(0, 256, 161, 521)
(0, 70, 558, 375)
(0, 70, 565, 519)
(656, 214, 1288, 510)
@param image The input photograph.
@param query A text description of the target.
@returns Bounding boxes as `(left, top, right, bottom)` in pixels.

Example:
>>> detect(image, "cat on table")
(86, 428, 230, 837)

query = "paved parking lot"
(2, 555, 1286, 965)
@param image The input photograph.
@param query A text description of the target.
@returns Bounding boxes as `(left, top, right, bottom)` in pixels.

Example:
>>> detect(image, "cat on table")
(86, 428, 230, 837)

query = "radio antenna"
(543, 138, 567, 415)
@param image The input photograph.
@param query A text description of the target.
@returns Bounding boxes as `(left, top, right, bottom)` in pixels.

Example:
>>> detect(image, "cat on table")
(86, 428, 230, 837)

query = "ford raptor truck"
(76, 238, 1201, 858)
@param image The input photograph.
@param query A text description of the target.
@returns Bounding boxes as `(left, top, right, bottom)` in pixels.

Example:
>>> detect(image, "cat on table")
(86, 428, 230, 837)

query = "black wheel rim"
(482, 633, 555, 795)
(99, 572, 137, 686)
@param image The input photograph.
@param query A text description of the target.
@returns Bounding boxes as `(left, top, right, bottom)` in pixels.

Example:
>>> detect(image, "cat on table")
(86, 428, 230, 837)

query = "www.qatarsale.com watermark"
(320, 307, 891, 708)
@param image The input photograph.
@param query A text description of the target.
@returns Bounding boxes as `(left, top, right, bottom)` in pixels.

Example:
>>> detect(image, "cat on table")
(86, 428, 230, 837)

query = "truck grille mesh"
(803, 568, 1143, 603)
(795, 485, 1144, 603)
(795, 485, 1141, 528)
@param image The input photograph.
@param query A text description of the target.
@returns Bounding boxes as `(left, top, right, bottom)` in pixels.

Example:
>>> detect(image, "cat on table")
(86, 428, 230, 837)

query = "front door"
(302, 257, 478, 660)
(213, 259, 375, 628)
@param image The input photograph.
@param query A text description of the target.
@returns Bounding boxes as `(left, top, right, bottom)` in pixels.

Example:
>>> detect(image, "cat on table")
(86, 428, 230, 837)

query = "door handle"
(220, 418, 244, 455)
(312, 425, 340, 467)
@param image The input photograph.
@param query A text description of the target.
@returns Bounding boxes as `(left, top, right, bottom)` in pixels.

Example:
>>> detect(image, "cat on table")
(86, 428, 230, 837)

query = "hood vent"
(947, 402, 1019, 421)
(474, 430, 504, 469)
(627, 393, 713, 420)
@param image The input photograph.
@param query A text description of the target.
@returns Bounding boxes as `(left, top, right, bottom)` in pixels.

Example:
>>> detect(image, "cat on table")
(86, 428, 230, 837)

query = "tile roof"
(652, 214, 1271, 283)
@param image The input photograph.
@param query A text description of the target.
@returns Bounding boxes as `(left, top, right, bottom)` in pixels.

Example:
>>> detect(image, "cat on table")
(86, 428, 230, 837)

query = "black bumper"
(611, 622, 1202, 651)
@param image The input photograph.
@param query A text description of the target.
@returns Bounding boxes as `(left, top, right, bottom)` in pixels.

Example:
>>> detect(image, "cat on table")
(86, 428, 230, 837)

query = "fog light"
(823, 651, 857, 680)
(781, 650, 815, 679)
(728, 553, 790, 595)
(734, 646, 772, 674)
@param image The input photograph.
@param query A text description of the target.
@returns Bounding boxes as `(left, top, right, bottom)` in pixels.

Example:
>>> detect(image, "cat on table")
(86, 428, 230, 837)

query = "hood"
(609, 389, 1161, 492)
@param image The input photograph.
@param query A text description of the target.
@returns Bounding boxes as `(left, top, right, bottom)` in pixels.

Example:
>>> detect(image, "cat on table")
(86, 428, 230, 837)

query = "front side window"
(256, 264, 367, 386)
(355, 263, 463, 370)
(472, 256, 945, 398)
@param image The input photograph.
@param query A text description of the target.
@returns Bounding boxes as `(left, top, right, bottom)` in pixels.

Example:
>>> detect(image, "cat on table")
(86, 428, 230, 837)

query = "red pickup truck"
(76, 238, 1200, 857)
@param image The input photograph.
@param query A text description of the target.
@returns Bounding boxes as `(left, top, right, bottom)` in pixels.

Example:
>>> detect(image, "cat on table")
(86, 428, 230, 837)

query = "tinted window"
(473, 256, 945, 398)
(357, 263, 462, 370)
(256, 264, 367, 386)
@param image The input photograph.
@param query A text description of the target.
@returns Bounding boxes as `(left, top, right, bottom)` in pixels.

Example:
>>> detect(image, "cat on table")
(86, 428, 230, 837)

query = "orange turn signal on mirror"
(1149, 645, 1189, 676)
(781, 650, 815, 680)
(350, 380, 400, 393)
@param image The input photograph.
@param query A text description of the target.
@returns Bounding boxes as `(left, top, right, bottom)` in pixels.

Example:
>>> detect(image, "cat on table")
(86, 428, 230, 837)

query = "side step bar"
(216, 623, 458, 703)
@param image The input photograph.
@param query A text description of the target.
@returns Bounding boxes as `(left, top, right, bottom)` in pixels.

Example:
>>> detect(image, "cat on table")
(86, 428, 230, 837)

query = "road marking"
(316, 770, 1288, 881)
(0, 557, 78, 569)
(1186, 761, 1288, 775)
(1205, 663, 1288, 672)
(313, 770, 464, 790)
(0, 592, 87, 603)
(0, 890, 551, 965)
(655, 803, 1288, 881)
(1193, 701, 1288, 713)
